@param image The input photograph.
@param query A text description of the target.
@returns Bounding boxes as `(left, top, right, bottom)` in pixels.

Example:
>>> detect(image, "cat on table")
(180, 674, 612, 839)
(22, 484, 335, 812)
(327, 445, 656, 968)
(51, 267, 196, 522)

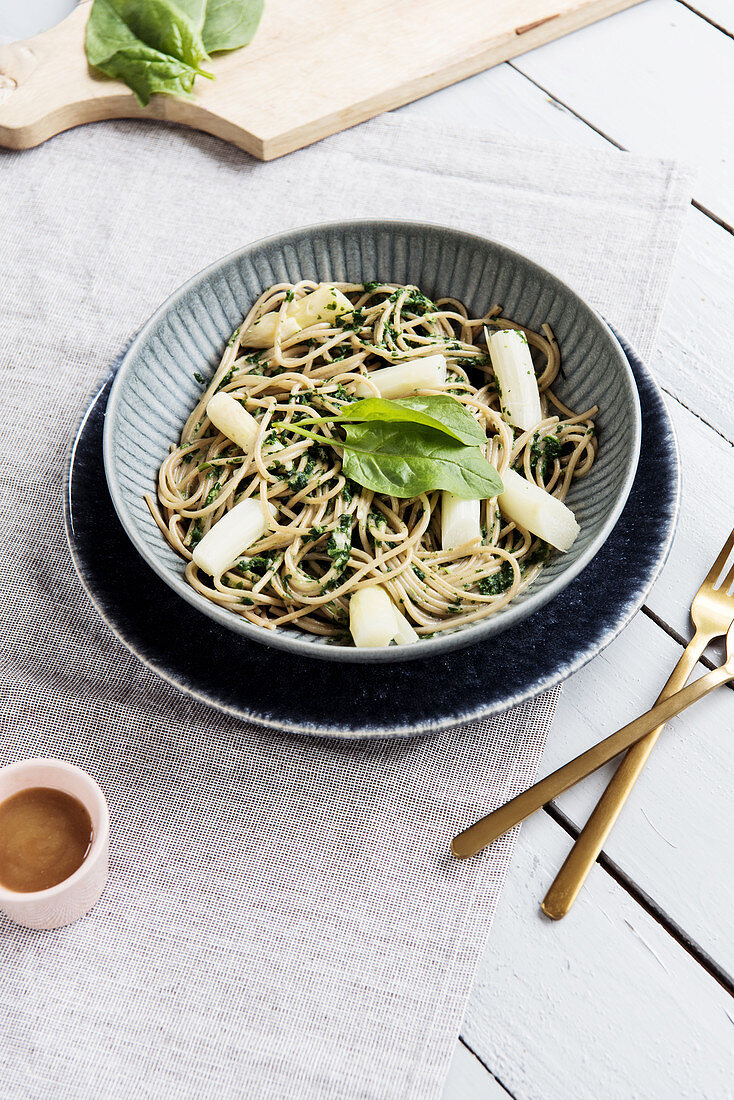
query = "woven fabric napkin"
(0, 114, 691, 1099)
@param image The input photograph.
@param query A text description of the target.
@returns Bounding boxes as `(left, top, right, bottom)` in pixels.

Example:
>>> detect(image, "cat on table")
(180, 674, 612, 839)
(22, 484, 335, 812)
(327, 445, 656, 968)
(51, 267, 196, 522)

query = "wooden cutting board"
(0, 0, 641, 159)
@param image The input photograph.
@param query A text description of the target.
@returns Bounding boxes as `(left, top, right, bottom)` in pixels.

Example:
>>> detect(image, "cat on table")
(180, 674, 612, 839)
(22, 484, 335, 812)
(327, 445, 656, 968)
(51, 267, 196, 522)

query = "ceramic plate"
(65, 330, 678, 738)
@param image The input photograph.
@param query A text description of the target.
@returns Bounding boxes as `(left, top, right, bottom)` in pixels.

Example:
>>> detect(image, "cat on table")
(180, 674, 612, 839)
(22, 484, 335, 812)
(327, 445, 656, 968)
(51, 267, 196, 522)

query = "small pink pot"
(0, 758, 109, 930)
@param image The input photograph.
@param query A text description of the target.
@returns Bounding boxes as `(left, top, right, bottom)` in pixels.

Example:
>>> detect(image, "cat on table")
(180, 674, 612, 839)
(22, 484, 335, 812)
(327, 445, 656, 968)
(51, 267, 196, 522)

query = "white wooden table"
(5, 3, 732, 1096)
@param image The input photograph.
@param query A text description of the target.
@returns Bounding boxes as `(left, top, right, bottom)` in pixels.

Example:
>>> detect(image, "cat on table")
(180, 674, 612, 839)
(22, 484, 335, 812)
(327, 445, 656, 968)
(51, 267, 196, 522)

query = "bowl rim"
(103, 218, 642, 664)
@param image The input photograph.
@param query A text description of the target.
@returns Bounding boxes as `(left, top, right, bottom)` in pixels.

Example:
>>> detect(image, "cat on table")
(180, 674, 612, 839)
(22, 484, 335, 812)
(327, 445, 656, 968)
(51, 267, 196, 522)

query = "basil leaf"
(301, 395, 486, 447)
(339, 422, 503, 500)
(202, 0, 264, 52)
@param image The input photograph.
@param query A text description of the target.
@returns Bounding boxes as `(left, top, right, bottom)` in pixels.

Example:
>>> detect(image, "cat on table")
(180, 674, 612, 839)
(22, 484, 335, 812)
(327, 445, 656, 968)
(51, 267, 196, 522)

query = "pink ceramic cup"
(0, 758, 109, 930)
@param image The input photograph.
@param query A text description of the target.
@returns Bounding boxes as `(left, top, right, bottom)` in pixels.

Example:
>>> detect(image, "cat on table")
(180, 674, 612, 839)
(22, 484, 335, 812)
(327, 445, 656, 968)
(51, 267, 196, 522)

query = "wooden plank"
(443, 1043, 510, 1099)
(0, 0, 645, 158)
(461, 810, 734, 1099)
(656, 205, 734, 442)
(544, 608, 734, 976)
(399, 58, 611, 149)
(510, 0, 734, 225)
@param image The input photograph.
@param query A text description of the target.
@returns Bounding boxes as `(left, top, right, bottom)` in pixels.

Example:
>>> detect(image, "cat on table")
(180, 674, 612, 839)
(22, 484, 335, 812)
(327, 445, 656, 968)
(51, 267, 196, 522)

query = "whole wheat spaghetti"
(146, 281, 597, 644)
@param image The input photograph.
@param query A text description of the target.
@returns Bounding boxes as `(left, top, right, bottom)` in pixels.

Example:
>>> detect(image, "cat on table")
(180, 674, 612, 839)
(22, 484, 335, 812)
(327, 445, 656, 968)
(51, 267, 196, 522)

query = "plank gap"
(506, 60, 625, 148)
(641, 605, 734, 684)
(675, 0, 734, 42)
(660, 383, 734, 445)
(542, 801, 734, 997)
(691, 198, 734, 238)
(457, 1036, 518, 1098)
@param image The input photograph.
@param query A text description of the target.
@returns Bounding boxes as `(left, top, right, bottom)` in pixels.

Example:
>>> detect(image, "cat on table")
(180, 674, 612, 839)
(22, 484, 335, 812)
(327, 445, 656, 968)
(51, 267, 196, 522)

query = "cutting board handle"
(0, 2, 183, 150)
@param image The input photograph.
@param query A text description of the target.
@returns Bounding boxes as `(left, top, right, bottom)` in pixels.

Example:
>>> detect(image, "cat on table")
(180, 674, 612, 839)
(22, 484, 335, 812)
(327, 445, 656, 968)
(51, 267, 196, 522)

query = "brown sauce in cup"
(0, 788, 93, 892)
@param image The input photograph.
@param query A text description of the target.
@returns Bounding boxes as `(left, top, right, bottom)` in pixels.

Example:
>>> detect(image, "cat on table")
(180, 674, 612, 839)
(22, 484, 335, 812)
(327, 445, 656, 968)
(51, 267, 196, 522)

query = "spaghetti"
(146, 281, 598, 643)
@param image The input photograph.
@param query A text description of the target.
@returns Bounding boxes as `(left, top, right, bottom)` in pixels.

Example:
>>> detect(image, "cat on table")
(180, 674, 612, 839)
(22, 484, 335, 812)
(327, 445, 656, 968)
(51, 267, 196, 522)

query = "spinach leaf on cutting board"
(200, 0, 264, 52)
(85, 0, 264, 107)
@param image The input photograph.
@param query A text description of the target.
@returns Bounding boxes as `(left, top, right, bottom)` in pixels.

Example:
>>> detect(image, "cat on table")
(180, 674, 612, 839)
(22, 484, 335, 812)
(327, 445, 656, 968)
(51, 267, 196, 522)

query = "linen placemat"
(0, 115, 691, 1099)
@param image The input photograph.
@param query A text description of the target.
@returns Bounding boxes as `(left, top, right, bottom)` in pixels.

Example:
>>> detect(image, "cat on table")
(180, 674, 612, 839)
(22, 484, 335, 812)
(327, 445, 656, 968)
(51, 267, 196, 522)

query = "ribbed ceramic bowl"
(103, 221, 641, 663)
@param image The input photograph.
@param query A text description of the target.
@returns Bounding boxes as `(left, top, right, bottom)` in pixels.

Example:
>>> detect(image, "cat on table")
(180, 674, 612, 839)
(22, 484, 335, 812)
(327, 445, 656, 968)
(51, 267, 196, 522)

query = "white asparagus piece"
(353, 353, 447, 399)
(391, 604, 420, 646)
(287, 285, 353, 328)
(241, 286, 352, 347)
(193, 499, 277, 576)
(498, 469, 579, 552)
(349, 586, 400, 647)
(242, 312, 300, 348)
(487, 328, 543, 431)
(206, 392, 259, 452)
(441, 492, 481, 550)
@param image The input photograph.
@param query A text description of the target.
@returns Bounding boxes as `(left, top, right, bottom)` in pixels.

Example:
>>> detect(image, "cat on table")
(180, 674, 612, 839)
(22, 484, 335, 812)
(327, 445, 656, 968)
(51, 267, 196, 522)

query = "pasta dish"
(146, 281, 597, 647)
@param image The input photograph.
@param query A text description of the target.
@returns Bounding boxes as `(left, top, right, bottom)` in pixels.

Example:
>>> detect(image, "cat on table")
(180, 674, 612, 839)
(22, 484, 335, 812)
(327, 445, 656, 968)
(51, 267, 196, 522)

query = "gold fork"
(541, 529, 734, 918)
(451, 532, 734, 862)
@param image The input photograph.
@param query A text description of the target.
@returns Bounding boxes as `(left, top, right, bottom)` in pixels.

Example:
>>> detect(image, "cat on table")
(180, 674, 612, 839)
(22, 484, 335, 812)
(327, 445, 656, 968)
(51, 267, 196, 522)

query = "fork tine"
(706, 528, 734, 587)
(722, 559, 734, 595)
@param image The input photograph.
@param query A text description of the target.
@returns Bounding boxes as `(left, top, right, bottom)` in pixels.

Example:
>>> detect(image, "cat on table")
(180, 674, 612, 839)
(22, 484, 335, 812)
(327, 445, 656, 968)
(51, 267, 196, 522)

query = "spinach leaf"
(299, 394, 486, 447)
(202, 0, 264, 51)
(339, 422, 503, 500)
(281, 398, 501, 500)
(394, 395, 486, 445)
(86, 0, 210, 105)
(85, 0, 263, 106)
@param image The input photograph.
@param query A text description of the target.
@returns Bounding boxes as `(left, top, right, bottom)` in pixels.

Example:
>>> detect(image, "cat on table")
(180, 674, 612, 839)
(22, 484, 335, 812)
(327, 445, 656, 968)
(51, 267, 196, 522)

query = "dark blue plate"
(64, 331, 678, 739)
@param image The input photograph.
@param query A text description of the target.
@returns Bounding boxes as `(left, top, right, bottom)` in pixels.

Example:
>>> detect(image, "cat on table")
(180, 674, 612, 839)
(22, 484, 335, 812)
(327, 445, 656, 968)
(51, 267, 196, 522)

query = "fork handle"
(541, 629, 712, 919)
(451, 663, 731, 859)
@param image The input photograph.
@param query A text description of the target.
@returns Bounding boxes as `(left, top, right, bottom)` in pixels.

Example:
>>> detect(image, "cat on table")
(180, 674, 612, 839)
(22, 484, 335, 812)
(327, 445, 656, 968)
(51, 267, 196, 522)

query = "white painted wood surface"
(545, 607, 734, 969)
(461, 812, 734, 1099)
(656, 207, 734, 441)
(513, 0, 734, 226)
(3, 2, 733, 1098)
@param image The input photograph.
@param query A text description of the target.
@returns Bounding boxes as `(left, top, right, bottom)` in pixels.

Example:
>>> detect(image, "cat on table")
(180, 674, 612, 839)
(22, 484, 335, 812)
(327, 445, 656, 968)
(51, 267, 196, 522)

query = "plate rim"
(100, 218, 642, 664)
(64, 328, 679, 739)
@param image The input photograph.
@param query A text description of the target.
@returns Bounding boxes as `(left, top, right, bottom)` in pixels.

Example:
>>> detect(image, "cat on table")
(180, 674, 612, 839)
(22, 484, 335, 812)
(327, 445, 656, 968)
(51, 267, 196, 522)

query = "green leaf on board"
(85, 0, 264, 106)
(202, 0, 264, 51)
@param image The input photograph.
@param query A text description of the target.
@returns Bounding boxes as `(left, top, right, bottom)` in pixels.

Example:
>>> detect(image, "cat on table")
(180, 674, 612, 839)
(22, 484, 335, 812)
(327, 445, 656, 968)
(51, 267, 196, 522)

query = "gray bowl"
(103, 220, 641, 663)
